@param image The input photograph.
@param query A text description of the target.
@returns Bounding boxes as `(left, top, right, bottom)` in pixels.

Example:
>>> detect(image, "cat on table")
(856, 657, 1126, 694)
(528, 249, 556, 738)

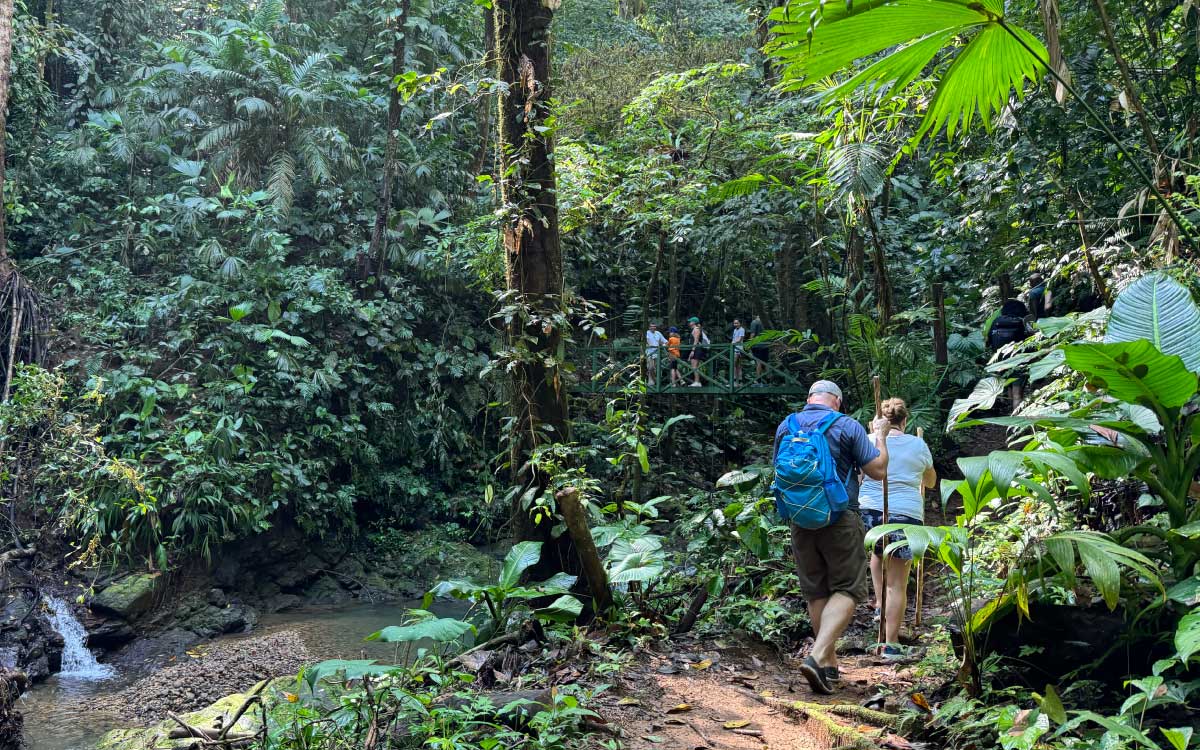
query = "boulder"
(91, 574, 159, 620)
(301, 576, 351, 605)
(182, 603, 254, 638)
(85, 617, 137, 649)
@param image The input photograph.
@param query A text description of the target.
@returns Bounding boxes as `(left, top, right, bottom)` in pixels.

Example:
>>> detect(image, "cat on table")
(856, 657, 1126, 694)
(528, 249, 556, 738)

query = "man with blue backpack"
(773, 380, 890, 694)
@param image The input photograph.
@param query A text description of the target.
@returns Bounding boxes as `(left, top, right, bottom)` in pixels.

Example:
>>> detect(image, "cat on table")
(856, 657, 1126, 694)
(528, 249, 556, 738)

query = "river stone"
(91, 574, 158, 620)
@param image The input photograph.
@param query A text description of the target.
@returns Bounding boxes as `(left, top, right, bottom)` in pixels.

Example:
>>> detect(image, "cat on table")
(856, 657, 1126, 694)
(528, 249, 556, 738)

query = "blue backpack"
(772, 412, 850, 529)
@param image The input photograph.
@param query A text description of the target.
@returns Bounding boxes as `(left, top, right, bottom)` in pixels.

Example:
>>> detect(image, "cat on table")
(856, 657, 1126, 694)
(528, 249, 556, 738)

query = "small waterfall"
(43, 596, 116, 680)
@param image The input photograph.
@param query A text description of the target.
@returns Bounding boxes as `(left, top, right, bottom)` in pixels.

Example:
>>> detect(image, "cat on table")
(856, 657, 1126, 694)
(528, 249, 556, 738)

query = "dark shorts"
(860, 509, 921, 561)
(790, 511, 869, 603)
(669, 356, 679, 370)
(690, 347, 708, 362)
(752, 346, 768, 362)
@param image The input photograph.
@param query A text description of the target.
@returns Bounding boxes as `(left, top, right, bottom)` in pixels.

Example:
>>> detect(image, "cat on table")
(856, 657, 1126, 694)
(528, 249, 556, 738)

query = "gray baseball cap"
(808, 380, 843, 399)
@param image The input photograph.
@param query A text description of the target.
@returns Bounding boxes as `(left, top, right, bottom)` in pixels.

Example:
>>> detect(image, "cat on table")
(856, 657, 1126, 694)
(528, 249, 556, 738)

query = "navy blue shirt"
(773, 404, 880, 510)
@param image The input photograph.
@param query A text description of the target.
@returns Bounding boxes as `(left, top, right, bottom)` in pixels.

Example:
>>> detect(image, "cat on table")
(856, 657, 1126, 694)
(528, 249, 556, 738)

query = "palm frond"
(251, 0, 286, 31)
(235, 97, 276, 116)
(825, 142, 887, 200)
(197, 120, 248, 152)
(768, 0, 1048, 143)
(268, 150, 297, 217)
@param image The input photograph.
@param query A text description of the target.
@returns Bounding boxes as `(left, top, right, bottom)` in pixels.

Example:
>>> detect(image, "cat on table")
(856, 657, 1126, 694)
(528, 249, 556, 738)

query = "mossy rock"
(91, 574, 159, 620)
(96, 682, 272, 749)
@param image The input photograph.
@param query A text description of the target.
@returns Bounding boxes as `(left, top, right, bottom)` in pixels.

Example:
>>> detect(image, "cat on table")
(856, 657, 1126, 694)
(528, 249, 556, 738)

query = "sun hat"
(808, 380, 843, 399)
(668, 326, 678, 333)
(687, 316, 701, 324)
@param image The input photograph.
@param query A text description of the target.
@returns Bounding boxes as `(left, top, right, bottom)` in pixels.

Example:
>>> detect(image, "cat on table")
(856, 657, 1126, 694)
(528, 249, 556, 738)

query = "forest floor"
(594, 604, 938, 750)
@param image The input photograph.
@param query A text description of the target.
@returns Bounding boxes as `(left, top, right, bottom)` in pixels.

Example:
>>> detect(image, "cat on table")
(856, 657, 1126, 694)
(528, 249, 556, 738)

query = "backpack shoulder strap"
(785, 412, 802, 435)
(814, 412, 842, 435)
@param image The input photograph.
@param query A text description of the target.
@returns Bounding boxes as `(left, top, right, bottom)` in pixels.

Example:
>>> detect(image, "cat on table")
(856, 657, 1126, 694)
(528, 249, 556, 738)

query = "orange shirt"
(668, 335, 681, 358)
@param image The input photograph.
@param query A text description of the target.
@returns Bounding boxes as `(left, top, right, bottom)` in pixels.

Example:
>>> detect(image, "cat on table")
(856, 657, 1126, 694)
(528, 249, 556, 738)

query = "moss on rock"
(96, 684, 270, 750)
(91, 574, 159, 620)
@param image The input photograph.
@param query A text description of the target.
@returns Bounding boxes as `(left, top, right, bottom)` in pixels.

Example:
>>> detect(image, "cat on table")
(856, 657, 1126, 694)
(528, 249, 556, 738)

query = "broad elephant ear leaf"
(1106, 272, 1200, 374)
(499, 541, 543, 589)
(365, 618, 474, 644)
(1064, 341, 1198, 410)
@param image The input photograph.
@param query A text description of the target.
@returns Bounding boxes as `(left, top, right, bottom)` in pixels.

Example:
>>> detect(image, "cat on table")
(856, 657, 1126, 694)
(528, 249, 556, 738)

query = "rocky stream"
(2, 528, 497, 750)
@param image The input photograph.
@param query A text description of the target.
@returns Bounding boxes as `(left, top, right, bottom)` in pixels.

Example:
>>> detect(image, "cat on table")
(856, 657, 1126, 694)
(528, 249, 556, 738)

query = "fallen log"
(735, 688, 898, 750)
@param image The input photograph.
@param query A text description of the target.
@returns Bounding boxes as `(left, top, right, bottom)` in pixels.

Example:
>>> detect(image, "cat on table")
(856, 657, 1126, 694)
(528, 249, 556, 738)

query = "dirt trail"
(596, 615, 924, 750)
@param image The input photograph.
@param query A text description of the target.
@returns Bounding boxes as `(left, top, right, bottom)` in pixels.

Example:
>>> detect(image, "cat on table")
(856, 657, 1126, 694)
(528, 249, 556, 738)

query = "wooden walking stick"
(914, 426, 925, 628)
(873, 376, 889, 648)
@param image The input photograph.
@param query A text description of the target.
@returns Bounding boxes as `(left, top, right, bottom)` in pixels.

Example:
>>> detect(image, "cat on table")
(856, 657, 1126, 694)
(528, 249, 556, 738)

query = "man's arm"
(860, 416, 890, 480)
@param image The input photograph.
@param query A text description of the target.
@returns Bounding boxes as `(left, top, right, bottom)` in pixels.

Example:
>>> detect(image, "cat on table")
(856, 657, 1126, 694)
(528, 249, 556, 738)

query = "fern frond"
(268, 150, 297, 216)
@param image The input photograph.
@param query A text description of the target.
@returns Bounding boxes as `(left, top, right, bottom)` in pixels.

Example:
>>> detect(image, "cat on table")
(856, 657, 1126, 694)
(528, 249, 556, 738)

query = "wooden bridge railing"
(573, 343, 808, 395)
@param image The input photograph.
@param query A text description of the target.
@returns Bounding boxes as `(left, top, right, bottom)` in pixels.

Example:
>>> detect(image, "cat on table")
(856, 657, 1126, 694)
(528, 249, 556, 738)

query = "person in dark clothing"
(1026, 274, 1052, 321)
(749, 315, 767, 382)
(985, 299, 1035, 410)
(773, 381, 890, 694)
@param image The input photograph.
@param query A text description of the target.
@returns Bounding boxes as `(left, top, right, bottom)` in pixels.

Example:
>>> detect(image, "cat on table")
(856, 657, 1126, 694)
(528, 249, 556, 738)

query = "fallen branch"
(445, 630, 524, 669)
(217, 679, 268, 740)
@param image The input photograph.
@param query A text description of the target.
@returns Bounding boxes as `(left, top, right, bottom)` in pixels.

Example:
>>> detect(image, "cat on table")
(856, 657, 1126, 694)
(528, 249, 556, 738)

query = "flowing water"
(21, 599, 469, 750)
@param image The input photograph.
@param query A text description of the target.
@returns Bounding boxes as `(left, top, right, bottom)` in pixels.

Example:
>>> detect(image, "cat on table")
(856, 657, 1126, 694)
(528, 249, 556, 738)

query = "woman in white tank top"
(859, 398, 937, 657)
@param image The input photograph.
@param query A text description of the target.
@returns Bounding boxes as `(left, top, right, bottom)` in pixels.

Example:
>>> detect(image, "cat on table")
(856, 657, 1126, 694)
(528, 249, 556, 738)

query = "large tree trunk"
(0, 0, 14, 268)
(495, 0, 570, 553)
(362, 0, 413, 282)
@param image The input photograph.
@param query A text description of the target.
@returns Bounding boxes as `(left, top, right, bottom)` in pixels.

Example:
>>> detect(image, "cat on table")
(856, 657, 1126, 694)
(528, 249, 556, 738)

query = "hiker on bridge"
(773, 380, 890, 695)
(666, 326, 683, 386)
(644, 322, 669, 387)
(860, 398, 936, 660)
(687, 317, 709, 387)
(749, 314, 767, 382)
(731, 318, 746, 384)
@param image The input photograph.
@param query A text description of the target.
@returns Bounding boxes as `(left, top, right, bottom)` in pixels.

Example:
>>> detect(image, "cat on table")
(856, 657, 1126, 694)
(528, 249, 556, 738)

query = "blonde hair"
(880, 398, 909, 428)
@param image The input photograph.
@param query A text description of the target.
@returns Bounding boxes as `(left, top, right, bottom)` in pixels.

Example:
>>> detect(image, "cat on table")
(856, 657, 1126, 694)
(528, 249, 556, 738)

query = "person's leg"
(807, 597, 827, 635)
(812, 512, 869, 670)
(869, 552, 883, 611)
(883, 558, 911, 644)
(646, 355, 655, 386)
(810, 593, 856, 669)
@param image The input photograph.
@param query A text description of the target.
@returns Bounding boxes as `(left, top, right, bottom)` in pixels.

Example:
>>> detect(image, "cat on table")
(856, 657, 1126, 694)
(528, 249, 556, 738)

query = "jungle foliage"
(2, 0, 1200, 748)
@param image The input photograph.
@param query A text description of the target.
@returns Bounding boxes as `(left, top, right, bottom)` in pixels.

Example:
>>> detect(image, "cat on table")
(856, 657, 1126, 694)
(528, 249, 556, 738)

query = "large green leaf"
(608, 550, 665, 584)
(947, 377, 1006, 428)
(533, 595, 583, 623)
(1106, 272, 1200, 374)
(1064, 341, 1198, 410)
(302, 659, 398, 690)
(500, 541, 543, 589)
(1050, 531, 1163, 610)
(767, 0, 1047, 143)
(365, 618, 474, 644)
(1175, 608, 1200, 663)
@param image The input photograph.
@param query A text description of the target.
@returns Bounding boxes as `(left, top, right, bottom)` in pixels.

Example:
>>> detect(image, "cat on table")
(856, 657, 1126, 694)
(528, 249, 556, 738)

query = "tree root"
(735, 688, 898, 750)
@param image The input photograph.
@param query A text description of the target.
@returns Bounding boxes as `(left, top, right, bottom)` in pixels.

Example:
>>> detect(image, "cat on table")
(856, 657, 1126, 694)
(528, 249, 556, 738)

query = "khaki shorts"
(790, 510, 869, 603)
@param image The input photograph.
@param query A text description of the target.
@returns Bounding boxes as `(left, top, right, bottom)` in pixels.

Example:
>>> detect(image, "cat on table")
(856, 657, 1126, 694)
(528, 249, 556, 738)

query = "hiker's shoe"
(880, 644, 904, 662)
(823, 666, 840, 685)
(799, 656, 834, 695)
(689, 382, 702, 387)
